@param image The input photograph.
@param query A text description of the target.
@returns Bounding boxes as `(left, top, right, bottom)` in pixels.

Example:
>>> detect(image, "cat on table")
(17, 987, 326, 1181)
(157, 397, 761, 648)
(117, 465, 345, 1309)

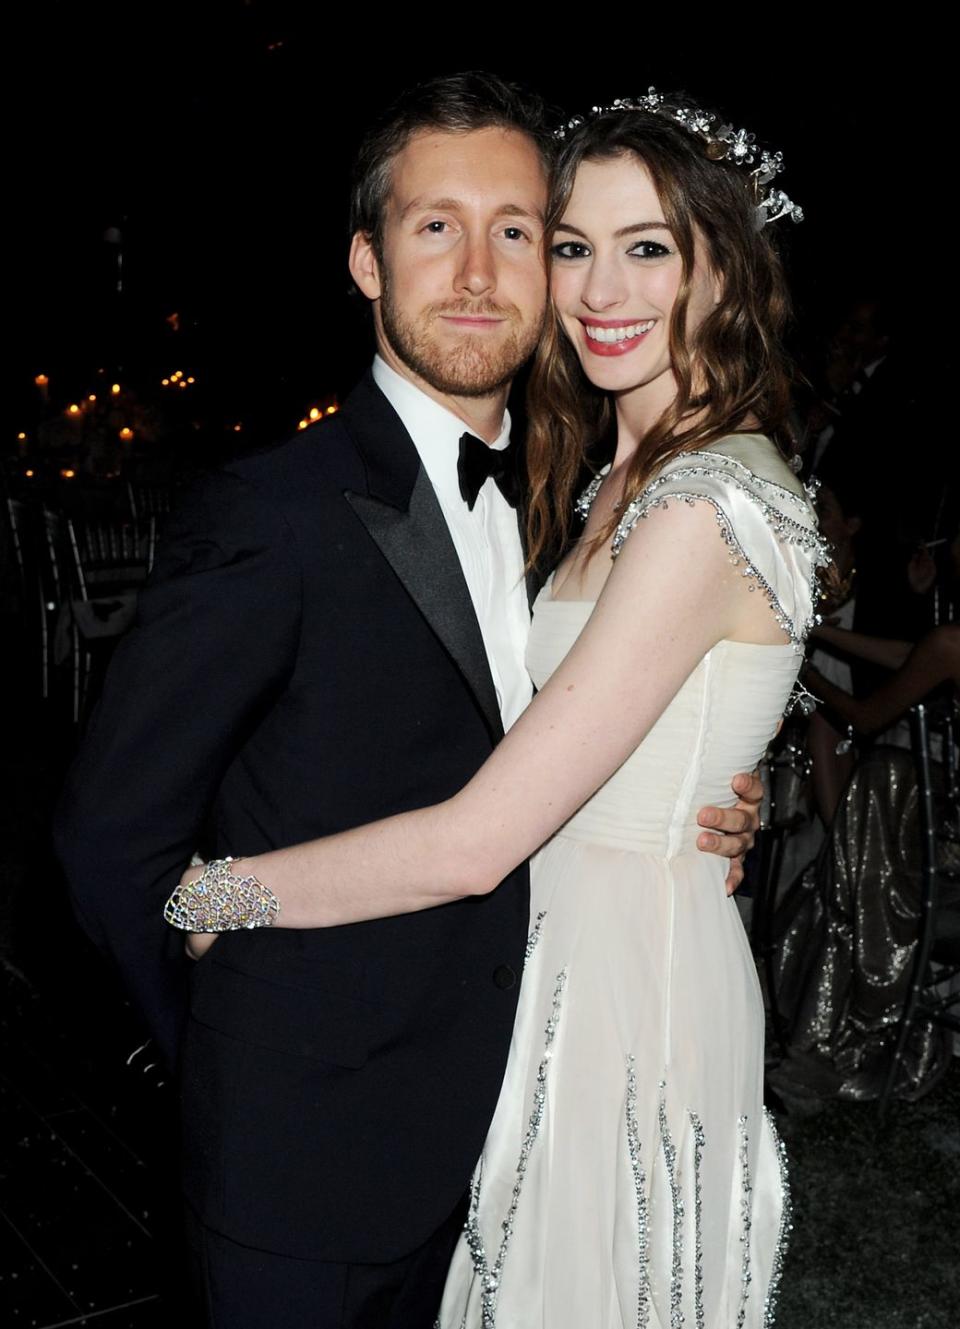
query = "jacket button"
(493, 964, 516, 990)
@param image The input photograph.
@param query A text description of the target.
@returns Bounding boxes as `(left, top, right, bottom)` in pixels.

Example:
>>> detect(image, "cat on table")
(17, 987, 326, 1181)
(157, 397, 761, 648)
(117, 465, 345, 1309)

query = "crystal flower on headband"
(554, 90, 804, 230)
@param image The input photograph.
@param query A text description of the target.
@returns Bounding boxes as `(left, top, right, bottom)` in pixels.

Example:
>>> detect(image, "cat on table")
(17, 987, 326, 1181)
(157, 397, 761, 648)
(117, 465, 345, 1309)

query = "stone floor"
(775, 1063, 959, 1329)
(0, 680, 197, 1328)
(0, 957, 192, 1328)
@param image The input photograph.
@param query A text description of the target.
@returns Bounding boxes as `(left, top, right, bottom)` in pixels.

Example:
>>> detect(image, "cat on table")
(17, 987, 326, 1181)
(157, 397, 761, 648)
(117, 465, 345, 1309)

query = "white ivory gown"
(437, 436, 827, 1329)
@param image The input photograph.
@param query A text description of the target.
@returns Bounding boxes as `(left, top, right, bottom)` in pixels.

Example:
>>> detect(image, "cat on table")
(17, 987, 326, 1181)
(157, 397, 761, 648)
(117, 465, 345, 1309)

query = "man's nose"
(455, 234, 496, 297)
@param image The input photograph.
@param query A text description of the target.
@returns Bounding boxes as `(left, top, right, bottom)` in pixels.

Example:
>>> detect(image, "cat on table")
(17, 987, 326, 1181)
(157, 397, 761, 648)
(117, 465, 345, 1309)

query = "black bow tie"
(457, 432, 520, 511)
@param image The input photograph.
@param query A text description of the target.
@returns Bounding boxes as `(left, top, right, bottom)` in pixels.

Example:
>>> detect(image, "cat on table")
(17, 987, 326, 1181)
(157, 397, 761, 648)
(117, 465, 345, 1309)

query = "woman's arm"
(810, 622, 912, 671)
(805, 624, 960, 737)
(185, 500, 781, 933)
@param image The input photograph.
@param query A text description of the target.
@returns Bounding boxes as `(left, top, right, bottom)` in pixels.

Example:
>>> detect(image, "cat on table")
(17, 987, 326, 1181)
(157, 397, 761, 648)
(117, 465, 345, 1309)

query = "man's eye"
(503, 226, 528, 241)
(551, 241, 590, 260)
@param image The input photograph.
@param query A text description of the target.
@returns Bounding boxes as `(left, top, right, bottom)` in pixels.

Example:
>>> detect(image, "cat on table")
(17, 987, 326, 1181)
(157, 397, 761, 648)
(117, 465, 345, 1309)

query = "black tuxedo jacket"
(54, 372, 533, 1263)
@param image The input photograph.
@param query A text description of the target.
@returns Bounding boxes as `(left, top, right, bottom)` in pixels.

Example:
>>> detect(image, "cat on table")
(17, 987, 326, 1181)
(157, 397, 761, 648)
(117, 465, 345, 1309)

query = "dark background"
(3, 14, 956, 1329)
(11, 6, 923, 461)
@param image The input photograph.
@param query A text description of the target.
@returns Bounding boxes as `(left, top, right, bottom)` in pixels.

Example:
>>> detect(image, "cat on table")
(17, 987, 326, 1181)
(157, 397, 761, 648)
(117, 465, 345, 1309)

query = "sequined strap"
(575, 448, 830, 650)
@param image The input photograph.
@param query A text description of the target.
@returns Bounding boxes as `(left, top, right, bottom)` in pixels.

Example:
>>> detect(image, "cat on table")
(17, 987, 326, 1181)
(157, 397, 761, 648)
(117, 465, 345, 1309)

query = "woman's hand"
(173, 859, 220, 959)
(186, 933, 218, 961)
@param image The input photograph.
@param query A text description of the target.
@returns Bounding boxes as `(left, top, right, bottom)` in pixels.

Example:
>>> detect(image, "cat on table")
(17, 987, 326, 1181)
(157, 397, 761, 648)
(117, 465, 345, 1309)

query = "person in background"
(770, 532, 959, 1107)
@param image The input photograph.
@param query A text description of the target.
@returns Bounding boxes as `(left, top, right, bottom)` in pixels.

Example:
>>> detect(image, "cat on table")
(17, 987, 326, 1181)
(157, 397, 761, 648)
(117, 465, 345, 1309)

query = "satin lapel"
(345, 470, 504, 744)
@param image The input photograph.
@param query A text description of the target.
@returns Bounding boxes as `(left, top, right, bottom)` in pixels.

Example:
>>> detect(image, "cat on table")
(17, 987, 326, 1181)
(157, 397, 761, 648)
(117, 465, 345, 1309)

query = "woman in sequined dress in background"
(769, 531, 959, 1106)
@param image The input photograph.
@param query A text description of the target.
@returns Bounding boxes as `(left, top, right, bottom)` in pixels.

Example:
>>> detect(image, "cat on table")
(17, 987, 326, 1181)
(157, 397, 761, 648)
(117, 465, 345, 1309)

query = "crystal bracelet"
(163, 856, 280, 932)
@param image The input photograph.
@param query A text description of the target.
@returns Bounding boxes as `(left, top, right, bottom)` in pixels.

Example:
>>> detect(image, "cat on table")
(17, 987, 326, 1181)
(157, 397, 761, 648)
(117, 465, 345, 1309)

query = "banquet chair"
(3, 496, 26, 589)
(878, 698, 960, 1119)
(37, 507, 71, 703)
(126, 481, 170, 524)
(65, 515, 156, 723)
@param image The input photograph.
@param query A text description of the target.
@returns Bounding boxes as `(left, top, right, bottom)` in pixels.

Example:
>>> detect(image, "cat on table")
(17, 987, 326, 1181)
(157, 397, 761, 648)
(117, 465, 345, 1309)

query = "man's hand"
(907, 544, 937, 597)
(695, 769, 763, 896)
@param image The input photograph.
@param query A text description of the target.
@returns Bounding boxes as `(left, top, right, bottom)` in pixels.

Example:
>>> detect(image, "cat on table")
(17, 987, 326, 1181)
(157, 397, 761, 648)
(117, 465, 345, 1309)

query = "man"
(55, 73, 762, 1328)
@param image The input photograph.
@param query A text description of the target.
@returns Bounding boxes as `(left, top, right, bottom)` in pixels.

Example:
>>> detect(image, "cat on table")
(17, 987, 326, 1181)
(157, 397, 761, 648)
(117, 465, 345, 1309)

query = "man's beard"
(379, 271, 544, 399)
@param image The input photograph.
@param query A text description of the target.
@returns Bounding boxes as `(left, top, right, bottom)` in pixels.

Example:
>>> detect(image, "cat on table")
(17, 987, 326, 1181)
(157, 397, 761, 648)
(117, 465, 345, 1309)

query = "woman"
(171, 98, 825, 1326)
(769, 556, 959, 1107)
(804, 621, 959, 741)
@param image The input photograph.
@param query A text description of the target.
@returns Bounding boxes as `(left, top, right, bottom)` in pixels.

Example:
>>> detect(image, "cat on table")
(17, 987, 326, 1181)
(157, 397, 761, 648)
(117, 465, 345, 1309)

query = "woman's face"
(550, 154, 720, 406)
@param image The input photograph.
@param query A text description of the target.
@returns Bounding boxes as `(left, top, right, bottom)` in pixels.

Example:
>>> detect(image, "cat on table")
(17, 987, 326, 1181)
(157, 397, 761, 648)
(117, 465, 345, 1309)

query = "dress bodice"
(525, 435, 828, 859)
(527, 596, 799, 855)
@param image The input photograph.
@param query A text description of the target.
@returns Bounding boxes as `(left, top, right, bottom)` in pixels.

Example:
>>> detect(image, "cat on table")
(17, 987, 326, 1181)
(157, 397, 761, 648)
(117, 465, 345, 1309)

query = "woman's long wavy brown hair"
(525, 107, 797, 573)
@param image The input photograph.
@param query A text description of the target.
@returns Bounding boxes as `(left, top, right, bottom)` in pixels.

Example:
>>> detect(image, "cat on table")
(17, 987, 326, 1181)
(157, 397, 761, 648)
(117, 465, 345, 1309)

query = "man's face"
(354, 127, 549, 399)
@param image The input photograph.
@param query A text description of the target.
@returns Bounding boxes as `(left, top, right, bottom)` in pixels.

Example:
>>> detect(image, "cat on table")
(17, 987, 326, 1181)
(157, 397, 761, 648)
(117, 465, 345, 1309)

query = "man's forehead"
(387, 127, 548, 213)
(398, 196, 544, 223)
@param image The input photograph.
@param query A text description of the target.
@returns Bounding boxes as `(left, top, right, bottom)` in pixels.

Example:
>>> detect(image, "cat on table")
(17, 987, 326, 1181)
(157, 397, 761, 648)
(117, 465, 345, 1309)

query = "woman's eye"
(629, 240, 671, 259)
(551, 241, 590, 260)
(424, 220, 449, 233)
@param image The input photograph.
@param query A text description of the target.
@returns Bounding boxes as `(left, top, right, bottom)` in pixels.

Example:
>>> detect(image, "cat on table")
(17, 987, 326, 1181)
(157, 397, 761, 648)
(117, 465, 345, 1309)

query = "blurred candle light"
(297, 419, 309, 430)
(309, 407, 321, 421)
(67, 403, 81, 416)
(162, 378, 170, 387)
(88, 394, 97, 403)
(17, 431, 27, 441)
(187, 376, 195, 384)
(326, 405, 339, 415)
(111, 383, 121, 395)
(61, 468, 76, 479)
(233, 423, 243, 433)
(119, 427, 134, 441)
(25, 469, 35, 478)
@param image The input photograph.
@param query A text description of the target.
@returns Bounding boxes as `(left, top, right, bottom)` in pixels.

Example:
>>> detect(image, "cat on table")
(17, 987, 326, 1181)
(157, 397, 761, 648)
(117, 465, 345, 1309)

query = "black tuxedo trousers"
(54, 373, 531, 1265)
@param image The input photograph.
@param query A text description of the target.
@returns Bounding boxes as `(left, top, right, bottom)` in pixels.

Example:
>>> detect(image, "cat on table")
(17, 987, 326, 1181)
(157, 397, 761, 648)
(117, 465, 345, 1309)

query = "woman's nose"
(579, 259, 627, 312)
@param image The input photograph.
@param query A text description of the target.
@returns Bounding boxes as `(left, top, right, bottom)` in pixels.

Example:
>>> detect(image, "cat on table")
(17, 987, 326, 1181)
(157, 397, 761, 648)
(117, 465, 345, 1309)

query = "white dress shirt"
(372, 355, 533, 731)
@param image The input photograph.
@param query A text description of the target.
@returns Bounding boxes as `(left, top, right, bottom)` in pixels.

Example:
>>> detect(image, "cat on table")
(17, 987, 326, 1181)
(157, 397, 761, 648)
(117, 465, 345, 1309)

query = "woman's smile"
(579, 316, 657, 355)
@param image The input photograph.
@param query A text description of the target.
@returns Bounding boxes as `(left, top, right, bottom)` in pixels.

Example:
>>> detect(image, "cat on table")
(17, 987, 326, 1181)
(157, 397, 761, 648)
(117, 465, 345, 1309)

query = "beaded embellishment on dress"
(574, 443, 830, 651)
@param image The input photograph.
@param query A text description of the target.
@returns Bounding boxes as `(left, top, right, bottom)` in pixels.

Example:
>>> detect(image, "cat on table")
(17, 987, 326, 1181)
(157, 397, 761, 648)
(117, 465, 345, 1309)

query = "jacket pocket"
(190, 958, 374, 1069)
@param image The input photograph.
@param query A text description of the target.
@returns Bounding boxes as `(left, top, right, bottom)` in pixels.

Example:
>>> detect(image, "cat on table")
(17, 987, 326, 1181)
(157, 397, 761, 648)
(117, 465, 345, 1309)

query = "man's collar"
(372, 355, 511, 452)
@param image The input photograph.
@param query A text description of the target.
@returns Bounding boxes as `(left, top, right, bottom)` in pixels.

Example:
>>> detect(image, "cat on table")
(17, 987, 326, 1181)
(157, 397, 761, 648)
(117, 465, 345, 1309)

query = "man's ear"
(349, 231, 382, 301)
